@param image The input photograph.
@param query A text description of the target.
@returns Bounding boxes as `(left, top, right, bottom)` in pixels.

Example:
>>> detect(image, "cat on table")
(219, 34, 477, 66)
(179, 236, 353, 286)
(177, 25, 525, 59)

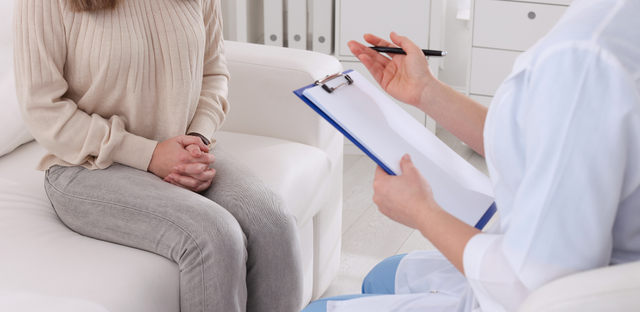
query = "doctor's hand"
(148, 135, 216, 192)
(372, 154, 441, 230)
(348, 32, 436, 108)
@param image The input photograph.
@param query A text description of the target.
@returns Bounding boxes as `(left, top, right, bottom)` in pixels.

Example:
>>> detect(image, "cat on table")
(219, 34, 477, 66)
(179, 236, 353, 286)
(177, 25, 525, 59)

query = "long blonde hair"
(68, 0, 121, 12)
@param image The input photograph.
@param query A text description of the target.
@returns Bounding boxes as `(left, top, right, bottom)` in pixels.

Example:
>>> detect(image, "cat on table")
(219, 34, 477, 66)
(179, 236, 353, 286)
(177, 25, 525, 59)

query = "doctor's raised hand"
(347, 32, 435, 108)
(349, 33, 488, 154)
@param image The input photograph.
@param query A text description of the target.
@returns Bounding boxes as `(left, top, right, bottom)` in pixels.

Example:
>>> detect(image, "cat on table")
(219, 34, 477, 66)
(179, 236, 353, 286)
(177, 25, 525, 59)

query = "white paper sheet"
(303, 70, 494, 226)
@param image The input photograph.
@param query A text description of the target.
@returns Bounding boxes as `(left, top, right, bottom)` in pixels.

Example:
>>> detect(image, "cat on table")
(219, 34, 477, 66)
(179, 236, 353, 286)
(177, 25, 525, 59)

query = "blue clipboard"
(294, 70, 497, 230)
(294, 70, 396, 176)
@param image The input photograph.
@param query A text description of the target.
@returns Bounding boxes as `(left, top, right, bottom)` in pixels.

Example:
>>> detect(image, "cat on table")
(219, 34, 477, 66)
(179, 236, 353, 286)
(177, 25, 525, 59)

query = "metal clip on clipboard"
(315, 72, 354, 93)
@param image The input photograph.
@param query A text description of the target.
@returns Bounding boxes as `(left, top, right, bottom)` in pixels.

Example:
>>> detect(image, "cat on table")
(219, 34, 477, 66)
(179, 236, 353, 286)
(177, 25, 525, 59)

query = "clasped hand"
(148, 135, 216, 192)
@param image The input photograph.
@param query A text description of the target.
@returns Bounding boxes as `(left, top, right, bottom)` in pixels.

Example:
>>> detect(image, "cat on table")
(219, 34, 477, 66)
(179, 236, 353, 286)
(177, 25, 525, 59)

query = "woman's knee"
(214, 180, 296, 234)
(175, 204, 247, 268)
(250, 191, 297, 240)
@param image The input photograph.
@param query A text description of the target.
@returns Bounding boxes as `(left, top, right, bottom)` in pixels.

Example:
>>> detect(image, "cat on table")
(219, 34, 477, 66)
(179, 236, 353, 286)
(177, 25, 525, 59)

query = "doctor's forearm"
(418, 206, 481, 275)
(419, 80, 488, 156)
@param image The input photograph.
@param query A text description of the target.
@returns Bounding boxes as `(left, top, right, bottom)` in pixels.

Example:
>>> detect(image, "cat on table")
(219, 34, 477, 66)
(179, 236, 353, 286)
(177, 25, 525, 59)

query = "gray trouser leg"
(44, 145, 302, 312)
(202, 145, 303, 312)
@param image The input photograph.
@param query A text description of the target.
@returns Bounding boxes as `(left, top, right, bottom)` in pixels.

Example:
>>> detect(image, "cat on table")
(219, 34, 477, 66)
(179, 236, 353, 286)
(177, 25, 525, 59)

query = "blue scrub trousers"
(303, 204, 496, 311)
(302, 254, 407, 312)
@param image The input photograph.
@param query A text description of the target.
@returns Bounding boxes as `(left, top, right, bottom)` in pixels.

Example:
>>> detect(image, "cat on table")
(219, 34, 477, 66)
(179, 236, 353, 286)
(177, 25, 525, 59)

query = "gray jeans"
(44, 145, 303, 312)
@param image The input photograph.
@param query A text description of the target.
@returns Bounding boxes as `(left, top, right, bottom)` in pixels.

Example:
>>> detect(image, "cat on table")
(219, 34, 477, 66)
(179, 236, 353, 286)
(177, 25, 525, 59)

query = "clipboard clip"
(315, 72, 354, 93)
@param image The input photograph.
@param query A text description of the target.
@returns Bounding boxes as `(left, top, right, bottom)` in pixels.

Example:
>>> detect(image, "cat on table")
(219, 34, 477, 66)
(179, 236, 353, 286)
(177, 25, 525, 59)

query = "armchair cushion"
(0, 141, 181, 312)
(214, 131, 332, 229)
(518, 260, 640, 312)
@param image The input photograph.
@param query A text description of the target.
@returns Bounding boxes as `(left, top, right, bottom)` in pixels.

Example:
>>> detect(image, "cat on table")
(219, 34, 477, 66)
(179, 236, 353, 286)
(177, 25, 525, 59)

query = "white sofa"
(0, 4, 343, 307)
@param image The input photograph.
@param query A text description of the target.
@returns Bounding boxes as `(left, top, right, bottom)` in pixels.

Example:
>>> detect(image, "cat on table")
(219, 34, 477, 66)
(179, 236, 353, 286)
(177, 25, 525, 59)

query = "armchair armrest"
(222, 41, 343, 152)
(518, 260, 640, 312)
(222, 42, 345, 300)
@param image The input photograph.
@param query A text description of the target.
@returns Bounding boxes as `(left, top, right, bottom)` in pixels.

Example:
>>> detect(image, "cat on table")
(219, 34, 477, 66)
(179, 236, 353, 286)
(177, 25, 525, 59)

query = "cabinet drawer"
(509, 0, 573, 5)
(470, 95, 493, 107)
(473, 0, 567, 51)
(469, 48, 521, 96)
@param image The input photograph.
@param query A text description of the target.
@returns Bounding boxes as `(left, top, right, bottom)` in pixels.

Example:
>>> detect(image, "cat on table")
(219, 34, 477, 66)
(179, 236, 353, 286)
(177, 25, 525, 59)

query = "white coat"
(328, 0, 640, 311)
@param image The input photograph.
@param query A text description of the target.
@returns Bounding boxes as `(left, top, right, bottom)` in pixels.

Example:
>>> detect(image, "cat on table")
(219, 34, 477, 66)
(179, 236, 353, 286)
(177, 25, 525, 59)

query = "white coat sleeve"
(463, 43, 640, 311)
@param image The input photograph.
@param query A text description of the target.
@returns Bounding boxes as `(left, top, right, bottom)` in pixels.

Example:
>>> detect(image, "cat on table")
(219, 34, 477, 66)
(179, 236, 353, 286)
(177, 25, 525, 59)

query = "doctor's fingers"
(399, 155, 433, 191)
(389, 32, 424, 57)
(373, 156, 426, 193)
(349, 39, 393, 67)
(348, 42, 392, 85)
(363, 33, 397, 49)
(372, 165, 394, 193)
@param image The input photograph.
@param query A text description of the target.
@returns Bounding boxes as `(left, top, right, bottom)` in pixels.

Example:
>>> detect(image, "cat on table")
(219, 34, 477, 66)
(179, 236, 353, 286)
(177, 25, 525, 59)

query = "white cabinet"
(467, 0, 571, 103)
(335, 0, 445, 139)
(473, 0, 567, 52)
(469, 47, 520, 96)
(335, 0, 432, 61)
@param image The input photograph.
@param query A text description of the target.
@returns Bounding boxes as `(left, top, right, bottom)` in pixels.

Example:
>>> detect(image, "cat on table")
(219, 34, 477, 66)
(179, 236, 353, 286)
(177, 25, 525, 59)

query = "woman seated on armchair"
(14, 0, 303, 311)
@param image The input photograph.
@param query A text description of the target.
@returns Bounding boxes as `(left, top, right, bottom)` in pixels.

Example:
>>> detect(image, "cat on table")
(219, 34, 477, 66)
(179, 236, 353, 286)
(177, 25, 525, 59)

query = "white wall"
(220, 0, 472, 91)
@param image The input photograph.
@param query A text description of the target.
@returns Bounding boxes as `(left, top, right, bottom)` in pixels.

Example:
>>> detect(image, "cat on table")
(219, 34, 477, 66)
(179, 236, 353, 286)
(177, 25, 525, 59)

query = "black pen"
(370, 46, 447, 57)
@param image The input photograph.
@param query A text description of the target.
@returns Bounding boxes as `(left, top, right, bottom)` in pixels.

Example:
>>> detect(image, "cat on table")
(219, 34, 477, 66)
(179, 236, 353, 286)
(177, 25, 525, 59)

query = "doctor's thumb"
(400, 154, 414, 169)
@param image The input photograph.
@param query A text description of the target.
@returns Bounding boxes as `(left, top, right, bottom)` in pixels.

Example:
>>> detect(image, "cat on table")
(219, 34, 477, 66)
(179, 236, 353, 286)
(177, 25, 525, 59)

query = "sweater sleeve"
(463, 44, 640, 311)
(13, 0, 157, 171)
(186, 0, 230, 141)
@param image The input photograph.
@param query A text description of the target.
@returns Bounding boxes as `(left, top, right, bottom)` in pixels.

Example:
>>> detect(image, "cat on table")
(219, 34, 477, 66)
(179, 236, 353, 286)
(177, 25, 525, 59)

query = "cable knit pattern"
(13, 0, 229, 171)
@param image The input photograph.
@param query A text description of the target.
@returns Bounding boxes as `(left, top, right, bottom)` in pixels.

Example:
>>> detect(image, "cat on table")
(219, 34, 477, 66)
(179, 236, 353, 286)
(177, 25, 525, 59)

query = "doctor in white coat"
(303, 0, 640, 311)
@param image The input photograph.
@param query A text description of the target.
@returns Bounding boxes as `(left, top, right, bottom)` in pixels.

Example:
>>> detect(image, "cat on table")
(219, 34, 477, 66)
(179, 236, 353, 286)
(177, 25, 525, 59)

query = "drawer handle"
(528, 11, 536, 19)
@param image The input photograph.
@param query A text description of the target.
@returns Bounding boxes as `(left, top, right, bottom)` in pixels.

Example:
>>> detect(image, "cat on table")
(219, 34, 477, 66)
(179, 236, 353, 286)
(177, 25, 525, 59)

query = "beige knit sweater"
(14, 0, 230, 171)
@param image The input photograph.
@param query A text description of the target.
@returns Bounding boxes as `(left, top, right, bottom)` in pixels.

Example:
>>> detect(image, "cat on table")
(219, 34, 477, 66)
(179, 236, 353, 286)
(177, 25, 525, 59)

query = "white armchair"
(518, 260, 640, 312)
(221, 41, 344, 303)
(0, 38, 343, 310)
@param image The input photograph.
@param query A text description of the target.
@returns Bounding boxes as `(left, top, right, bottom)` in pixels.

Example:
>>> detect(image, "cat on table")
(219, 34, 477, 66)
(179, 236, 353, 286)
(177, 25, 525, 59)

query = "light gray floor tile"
(341, 156, 378, 234)
(343, 154, 362, 173)
(321, 203, 414, 298)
